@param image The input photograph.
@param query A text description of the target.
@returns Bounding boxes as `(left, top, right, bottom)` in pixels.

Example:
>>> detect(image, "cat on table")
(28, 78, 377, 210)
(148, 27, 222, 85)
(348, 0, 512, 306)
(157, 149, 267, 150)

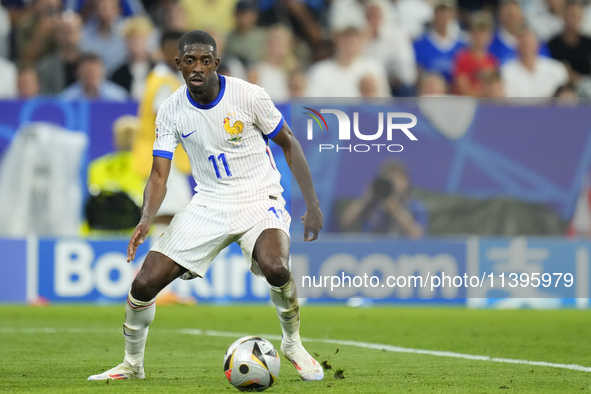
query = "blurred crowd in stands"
(1, 0, 591, 101)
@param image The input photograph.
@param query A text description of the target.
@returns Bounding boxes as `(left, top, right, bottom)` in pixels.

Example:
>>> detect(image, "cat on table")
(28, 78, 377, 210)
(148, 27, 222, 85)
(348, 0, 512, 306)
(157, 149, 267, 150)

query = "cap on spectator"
(433, 0, 457, 9)
(122, 16, 153, 38)
(235, 0, 257, 13)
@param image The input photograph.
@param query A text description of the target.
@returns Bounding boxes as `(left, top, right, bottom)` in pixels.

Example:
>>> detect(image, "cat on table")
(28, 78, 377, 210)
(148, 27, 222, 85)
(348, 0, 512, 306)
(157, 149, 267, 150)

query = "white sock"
(269, 276, 301, 344)
(123, 291, 156, 369)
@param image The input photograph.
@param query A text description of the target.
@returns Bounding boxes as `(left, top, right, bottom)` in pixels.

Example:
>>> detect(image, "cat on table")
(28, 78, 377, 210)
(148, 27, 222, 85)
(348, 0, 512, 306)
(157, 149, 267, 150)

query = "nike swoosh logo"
(182, 130, 197, 138)
(284, 314, 297, 320)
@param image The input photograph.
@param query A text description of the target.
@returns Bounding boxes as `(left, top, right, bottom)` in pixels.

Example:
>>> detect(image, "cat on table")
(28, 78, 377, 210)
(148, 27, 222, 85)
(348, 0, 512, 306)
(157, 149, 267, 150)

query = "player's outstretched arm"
(271, 122, 323, 242)
(127, 156, 172, 262)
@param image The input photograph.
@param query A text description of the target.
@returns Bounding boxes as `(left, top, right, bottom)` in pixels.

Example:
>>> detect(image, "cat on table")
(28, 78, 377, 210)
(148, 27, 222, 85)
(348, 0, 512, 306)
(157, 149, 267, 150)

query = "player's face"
(176, 44, 220, 94)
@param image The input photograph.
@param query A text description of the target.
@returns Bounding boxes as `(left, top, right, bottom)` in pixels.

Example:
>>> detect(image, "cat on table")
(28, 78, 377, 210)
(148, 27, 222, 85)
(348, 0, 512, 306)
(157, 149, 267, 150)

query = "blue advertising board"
(37, 238, 150, 302)
(291, 238, 467, 303)
(0, 239, 27, 302)
(468, 237, 591, 308)
(1, 236, 590, 306)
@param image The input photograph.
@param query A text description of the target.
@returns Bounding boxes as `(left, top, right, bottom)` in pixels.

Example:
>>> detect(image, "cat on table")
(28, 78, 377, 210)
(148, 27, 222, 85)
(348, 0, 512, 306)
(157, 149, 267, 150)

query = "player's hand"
(127, 218, 151, 262)
(301, 205, 323, 242)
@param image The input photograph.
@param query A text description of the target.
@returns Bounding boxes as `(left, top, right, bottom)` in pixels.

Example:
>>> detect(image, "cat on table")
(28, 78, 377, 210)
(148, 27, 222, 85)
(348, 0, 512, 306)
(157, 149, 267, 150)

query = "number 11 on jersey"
(208, 153, 232, 178)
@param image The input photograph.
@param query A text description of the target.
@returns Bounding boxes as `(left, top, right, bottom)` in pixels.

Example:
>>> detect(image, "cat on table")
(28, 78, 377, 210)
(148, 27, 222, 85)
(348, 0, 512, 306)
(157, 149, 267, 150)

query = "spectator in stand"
(249, 25, 298, 102)
(162, 0, 188, 32)
(501, 28, 568, 97)
(307, 20, 390, 97)
(79, 0, 128, 76)
(110, 16, 155, 100)
(87, 115, 144, 210)
(147, 1, 189, 58)
(554, 82, 579, 97)
(14, 0, 62, 65)
(0, 4, 10, 59)
(37, 12, 82, 95)
(64, 0, 146, 21)
(17, 67, 40, 98)
(548, 1, 591, 85)
(61, 53, 128, 101)
(359, 74, 381, 98)
(581, 1, 591, 36)
(553, 82, 579, 105)
(0, 57, 17, 98)
(417, 72, 448, 96)
(364, 0, 417, 96)
(179, 0, 237, 35)
(414, 0, 466, 82)
(207, 29, 246, 81)
(489, 0, 551, 65)
(288, 70, 307, 98)
(84, 115, 145, 235)
(480, 70, 505, 98)
(257, 0, 325, 62)
(388, 0, 434, 40)
(453, 11, 498, 97)
(224, 1, 266, 67)
(525, 0, 566, 41)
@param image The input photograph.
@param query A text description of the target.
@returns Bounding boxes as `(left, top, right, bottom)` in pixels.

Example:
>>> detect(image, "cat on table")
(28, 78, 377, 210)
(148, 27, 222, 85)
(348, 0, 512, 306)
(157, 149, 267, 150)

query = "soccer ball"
(223, 336, 280, 392)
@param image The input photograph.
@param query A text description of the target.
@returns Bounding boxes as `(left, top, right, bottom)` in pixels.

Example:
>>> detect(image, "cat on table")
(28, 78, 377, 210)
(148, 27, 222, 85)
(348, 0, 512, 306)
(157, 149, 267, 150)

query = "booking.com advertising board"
(1, 236, 591, 307)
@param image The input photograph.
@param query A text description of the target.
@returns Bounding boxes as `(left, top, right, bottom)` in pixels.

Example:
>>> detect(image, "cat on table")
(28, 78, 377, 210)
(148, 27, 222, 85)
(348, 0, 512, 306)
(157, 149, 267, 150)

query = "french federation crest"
(224, 113, 244, 145)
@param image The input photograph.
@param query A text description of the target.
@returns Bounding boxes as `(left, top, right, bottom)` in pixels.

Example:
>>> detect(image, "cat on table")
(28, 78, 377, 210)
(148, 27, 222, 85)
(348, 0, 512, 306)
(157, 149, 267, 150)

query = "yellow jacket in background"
(134, 63, 191, 178)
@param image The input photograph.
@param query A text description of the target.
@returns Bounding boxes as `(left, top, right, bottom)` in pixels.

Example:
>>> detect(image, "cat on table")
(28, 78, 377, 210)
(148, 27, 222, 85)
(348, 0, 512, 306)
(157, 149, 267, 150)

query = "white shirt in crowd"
(389, 0, 433, 39)
(0, 58, 17, 98)
(0, 5, 10, 59)
(501, 56, 568, 97)
(365, 24, 417, 87)
(129, 61, 152, 101)
(306, 57, 390, 97)
(523, 0, 563, 41)
(250, 62, 290, 103)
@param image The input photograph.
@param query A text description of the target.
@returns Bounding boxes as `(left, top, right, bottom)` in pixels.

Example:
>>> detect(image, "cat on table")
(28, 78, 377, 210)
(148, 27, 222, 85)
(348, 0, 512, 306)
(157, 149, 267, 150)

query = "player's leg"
(253, 229, 324, 381)
(88, 252, 186, 380)
(151, 164, 193, 304)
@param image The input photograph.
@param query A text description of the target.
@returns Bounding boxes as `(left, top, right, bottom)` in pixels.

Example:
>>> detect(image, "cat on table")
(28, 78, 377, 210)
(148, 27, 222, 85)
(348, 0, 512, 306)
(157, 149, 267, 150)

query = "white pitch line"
(2, 327, 590, 373)
(178, 329, 591, 373)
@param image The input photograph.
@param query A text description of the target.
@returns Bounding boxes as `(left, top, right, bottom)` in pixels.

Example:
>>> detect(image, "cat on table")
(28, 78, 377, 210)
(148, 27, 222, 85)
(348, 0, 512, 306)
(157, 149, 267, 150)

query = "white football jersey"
(152, 75, 285, 207)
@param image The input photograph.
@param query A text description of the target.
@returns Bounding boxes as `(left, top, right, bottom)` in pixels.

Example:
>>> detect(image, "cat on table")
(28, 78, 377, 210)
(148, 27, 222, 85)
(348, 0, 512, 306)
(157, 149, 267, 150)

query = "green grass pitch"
(0, 304, 590, 393)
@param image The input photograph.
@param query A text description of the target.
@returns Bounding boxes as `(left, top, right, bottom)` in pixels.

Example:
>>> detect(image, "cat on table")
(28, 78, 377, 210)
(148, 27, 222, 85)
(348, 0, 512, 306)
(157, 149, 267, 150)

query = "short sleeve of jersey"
(252, 88, 284, 139)
(152, 103, 179, 160)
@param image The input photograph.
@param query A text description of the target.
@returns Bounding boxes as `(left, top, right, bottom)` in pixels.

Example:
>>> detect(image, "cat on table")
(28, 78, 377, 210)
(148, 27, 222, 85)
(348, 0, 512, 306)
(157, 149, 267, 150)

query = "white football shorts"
(151, 196, 291, 279)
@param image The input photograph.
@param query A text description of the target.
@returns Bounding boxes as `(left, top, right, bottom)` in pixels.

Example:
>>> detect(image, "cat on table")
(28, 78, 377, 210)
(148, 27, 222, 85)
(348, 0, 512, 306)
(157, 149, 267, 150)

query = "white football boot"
(87, 362, 145, 380)
(281, 341, 324, 381)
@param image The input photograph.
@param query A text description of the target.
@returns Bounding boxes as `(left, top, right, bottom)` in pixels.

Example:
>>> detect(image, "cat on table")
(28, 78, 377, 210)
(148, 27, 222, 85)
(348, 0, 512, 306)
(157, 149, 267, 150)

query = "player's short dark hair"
(160, 30, 185, 49)
(178, 30, 217, 55)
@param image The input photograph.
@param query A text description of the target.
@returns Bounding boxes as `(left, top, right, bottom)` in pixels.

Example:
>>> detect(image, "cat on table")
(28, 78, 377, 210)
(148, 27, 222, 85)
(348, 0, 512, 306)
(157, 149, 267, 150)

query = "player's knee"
(261, 258, 290, 287)
(130, 276, 157, 302)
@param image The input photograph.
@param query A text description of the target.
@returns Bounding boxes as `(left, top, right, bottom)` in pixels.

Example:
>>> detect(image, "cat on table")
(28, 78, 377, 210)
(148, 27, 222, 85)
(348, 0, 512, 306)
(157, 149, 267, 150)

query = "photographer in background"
(340, 161, 427, 238)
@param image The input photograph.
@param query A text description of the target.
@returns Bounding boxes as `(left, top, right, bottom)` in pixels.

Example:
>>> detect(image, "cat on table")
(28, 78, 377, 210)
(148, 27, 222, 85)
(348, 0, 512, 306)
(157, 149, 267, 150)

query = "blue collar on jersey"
(186, 74, 226, 110)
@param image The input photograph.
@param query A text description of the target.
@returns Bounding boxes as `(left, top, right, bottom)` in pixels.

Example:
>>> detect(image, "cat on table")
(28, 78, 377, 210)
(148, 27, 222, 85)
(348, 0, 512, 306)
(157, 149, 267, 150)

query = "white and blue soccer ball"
(223, 336, 280, 392)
